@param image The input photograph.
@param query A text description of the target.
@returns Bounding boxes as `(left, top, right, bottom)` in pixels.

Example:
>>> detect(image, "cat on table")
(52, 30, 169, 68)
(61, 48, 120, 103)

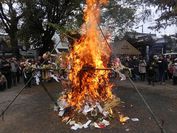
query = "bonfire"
(55, 0, 123, 130)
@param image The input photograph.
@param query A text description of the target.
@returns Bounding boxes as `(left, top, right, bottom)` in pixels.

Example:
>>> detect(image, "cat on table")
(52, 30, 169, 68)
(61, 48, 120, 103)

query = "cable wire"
(96, 16, 167, 133)
(128, 77, 167, 133)
(0, 17, 168, 133)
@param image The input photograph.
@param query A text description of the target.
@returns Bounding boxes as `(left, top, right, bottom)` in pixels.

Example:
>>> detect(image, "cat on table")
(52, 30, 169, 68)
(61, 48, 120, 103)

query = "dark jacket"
(158, 59, 168, 72)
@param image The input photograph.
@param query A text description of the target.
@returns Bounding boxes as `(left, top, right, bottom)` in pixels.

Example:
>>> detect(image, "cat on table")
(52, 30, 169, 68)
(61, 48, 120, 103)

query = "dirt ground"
(0, 80, 177, 133)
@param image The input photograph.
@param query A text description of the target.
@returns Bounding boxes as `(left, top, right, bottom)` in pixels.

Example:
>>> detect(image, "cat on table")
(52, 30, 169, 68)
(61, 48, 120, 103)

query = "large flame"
(67, 0, 112, 109)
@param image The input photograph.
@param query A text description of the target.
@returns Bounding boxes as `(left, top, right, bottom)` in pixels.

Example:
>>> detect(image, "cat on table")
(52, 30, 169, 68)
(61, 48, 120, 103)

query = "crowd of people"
(118, 55, 177, 86)
(1, 53, 177, 91)
(0, 57, 21, 91)
(0, 51, 70, 91)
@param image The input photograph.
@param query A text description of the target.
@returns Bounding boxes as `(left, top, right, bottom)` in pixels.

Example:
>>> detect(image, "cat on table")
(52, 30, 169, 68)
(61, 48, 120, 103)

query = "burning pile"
(54, 0, 122, 130)
(67, 0, 113, 109)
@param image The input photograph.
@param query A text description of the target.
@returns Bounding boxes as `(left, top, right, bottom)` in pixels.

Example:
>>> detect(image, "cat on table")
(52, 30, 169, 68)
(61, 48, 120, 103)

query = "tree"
(17, 0, 138, 55)
(101, 0, 136, 39)
(20, 0, 138, 53)
(50, 0, 137, 42)
(19, 0, 83, 55)
(0, 0, 23, 57)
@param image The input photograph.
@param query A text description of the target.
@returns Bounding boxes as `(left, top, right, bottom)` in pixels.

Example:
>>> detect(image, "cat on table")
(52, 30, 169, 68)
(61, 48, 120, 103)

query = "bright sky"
(133, 22, 177, 37)
(132, 5, 177, 37)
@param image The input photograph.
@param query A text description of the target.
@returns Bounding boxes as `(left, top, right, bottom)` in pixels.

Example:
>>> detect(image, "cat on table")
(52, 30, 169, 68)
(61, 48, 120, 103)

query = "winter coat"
(147, 61, 156, 76)
(158, 59, 168, 73)
(173, 65, 177, 77)
(139, 60, 147, 74)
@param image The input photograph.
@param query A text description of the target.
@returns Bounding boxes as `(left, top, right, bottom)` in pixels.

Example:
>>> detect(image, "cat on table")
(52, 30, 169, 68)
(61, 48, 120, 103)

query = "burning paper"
(55, 0, 124, 130)
(66, 0, 113, 110)
(119, 115, 130, 123)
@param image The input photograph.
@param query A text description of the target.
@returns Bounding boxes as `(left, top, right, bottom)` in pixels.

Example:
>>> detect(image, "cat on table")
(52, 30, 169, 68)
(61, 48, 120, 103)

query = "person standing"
(158, 55, 168, 84)
(131, 56, 139, 81)
(16, 60, 21, 83)
(167, 58, 173, 80)
(147, 58, 156, 86)
(153, 55, 159, 82)
(0, 57, 3, 71)
(0, 72, 7, 91)
(23, 63, 32, 88)
(139, 58, 147, 81)
(173, 59, 177, 85)
(10, 58, 18, 86)
(1, 58, 11, 88)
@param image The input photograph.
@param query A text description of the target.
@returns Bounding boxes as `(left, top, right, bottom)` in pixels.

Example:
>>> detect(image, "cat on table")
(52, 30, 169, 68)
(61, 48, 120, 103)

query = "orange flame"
(67, 0, 112, 109)
(119, 115, 129, 124)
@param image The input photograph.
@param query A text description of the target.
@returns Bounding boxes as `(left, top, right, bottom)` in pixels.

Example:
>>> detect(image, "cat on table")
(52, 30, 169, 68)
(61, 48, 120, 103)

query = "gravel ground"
(0, 80, 177, 133)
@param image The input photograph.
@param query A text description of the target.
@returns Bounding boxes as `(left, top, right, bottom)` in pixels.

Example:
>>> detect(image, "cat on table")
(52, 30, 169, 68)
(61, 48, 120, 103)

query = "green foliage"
(1, 0, 137, 52)
(19, 0, 83, 50)
(48, 23, 79, 34)
(101, 0, 136, 38)
(18, 0, 45, 44)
